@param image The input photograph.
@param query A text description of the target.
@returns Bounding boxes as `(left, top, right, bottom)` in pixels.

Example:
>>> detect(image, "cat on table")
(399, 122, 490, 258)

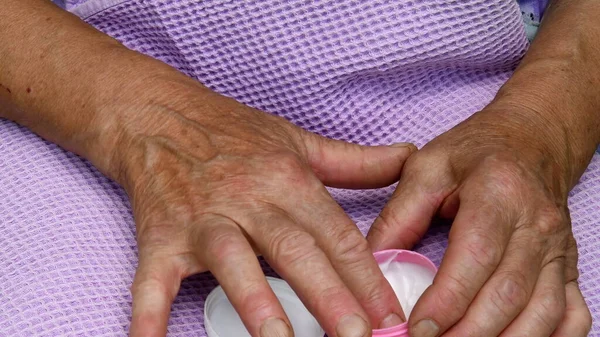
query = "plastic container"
(372, 249, 438, 337)
(203, 249, 437, 337)
(204, 276, 324, 337)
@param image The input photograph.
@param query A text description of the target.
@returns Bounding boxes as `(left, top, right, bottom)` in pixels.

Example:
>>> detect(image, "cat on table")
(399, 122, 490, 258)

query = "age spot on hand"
(0, 83, 11, 94)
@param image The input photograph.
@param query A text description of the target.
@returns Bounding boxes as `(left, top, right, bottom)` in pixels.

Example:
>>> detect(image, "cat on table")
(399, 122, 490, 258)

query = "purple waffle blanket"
(1, 1, 599, 336)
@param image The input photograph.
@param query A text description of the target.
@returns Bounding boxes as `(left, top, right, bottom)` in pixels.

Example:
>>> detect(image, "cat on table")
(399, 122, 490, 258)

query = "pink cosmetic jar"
(372, 249, 438, 337)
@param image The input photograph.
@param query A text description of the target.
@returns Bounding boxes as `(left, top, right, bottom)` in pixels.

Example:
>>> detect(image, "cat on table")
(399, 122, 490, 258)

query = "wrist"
(100, 72, 217, 190)
(483, 75, 597, 194)
(0, 0, 218, 189)
(463, 0, 600, 197)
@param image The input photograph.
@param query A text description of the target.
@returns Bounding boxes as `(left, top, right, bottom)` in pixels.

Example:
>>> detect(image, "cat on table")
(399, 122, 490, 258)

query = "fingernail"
(379, 313, 404, 328)
(411, 319, 439, 337)
(260, 317, 292, 337)
(390, 142, 417, 152)
(336, 314, 369, 337)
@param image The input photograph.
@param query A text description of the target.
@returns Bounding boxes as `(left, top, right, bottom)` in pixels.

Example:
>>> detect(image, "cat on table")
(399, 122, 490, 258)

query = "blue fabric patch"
(51, 0, 66, 8)
(517, 0, 549, 40)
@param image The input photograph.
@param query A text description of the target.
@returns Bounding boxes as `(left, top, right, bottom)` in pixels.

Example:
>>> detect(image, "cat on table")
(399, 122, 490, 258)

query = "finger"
(302, 131, 416, 189)
(193, 215, 292, 337)
(245, 209, 372, 337)
(292, 190, 406, 328)
(408, 197, 513, 337)
(443, 228, 545, 337)
(499, 258, 565, 337)
(550, 281, 592, 337)
(367, 157, 455, 251)
(129, 253, 183, 337)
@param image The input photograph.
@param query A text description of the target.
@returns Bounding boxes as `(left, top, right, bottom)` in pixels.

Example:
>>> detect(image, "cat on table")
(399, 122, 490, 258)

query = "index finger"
(408, 195, 514, 337)
(292, 190, 406, 328)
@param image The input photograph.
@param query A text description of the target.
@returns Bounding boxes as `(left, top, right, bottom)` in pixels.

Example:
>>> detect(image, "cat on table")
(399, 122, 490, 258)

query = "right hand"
(112, 82, 414, 337)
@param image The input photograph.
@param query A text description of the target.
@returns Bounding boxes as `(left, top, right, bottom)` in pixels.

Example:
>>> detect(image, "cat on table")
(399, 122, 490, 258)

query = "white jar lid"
(204, 276, 325, 337)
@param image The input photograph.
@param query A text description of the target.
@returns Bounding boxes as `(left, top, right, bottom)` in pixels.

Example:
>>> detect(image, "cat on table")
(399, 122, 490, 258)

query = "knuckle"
(535, 206, 565, 236)
(268, 152, 319, 191)
(461, 229, 503, 271)
(312, 285, 352, 315)
(236, 282, 274, 313)
(532, 286, 565, 330)
(202, 225, 245, 263)
(481, 153, 520, 172)
(274, 152, 307, 177)
(131, 275, 174, 303)
(489, 272, 529, 317)
(131, 276, 158, 295)
(373, 211, 423, 245)
(332, 229, 370, 262)
(358, 281, 391, 311)
(402, 153, 455, 190)
(479, 156, 524, 197)
(404, 151, 447, 174)
(402, 155, 423, 176)
(433, 274, 473, 319)
(372, 212, 395, 234)
(269, 228, 319, 267)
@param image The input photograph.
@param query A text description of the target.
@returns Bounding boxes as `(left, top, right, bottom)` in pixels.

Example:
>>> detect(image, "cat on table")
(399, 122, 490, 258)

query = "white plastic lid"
(204, 276, 325, 337)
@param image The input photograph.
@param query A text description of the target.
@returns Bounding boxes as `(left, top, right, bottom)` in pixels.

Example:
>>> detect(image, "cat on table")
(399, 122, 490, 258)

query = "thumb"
(302, 132, 416, 189)
(367, 157, 455, 251)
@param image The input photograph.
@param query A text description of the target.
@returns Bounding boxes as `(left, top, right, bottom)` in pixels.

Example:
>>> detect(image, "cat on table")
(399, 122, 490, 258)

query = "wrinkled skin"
(1, 2, 596, 337)
(119, 88, 413, 337)
(368, 103, 593, 337)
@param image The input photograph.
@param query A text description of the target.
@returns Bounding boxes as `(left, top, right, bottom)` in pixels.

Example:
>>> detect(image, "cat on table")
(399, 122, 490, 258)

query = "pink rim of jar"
(371, 249, 438, 337)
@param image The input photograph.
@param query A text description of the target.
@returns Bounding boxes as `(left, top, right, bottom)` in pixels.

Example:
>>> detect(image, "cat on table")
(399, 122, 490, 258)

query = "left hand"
(367, 103, 593, 337)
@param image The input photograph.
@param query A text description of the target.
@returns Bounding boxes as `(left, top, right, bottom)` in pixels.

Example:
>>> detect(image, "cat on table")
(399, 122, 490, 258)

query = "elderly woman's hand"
(117, 83, 413, 337)
(368, 1, 600, 335)
(2, 3, 413, 336)
(367, 102, 592, 337)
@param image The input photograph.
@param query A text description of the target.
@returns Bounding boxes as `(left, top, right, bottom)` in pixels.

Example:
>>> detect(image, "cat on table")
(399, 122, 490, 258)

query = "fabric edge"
(70, 0, 131, 19)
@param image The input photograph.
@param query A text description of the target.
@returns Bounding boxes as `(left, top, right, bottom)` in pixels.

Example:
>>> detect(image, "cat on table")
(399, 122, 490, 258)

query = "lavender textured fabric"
(2, 1, 599, 336)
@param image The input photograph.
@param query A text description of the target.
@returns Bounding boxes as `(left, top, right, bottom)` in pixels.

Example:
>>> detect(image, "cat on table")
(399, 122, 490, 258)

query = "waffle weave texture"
(2, 0, 599, 336)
